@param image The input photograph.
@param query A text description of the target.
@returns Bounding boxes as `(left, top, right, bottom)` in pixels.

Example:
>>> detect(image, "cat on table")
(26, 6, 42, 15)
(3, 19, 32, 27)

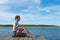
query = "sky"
(0, 0, 60, 25)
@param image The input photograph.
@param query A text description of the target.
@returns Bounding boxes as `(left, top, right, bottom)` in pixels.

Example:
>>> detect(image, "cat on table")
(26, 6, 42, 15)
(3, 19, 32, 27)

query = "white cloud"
(0, 0, 41, 6)
(14, 0, 41, 5)
(36, 5, 60, 16)
(21, 10, 29, 13)
(11, 0, 29, 5)
(0, 0, 41, 13)
(30, 5, 52, 14)
(41, 5, 60, 12)
(0, 12, 51, 20)
(0, 0, 29, 5)
(0, 11, 60, 25)
(54, 12, 60, 14)
(0, 12, 14, 20)
(0, 0, 9, 4)
(31, 0, 40, 4)
(0, 5, 11, 12)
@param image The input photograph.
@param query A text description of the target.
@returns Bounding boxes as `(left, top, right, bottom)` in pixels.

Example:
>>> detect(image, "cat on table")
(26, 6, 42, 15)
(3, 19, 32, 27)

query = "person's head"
(15, 15, 20, 21)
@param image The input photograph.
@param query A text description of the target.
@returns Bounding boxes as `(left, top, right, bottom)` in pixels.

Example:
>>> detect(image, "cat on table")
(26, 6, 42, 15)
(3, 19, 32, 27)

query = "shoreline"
(0, 24, 60, 28)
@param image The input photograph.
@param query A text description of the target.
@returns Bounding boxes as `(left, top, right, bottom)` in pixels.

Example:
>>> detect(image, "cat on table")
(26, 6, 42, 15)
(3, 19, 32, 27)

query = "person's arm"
(14, 26, 18, 30)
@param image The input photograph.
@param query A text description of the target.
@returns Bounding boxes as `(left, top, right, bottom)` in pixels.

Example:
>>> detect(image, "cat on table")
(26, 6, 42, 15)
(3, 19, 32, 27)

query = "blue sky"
(0, 0, 60, 25)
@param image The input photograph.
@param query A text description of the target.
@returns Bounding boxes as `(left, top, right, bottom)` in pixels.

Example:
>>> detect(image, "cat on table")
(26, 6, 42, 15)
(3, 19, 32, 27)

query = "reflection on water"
(0, 27, 60, 40)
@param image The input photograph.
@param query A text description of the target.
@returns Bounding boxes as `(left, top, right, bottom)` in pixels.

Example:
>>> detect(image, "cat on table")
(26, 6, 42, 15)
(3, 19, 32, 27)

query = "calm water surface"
(0, 27, 60, 40)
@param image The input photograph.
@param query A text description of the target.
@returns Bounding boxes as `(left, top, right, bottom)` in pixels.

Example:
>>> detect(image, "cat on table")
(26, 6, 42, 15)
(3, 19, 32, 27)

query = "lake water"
(0, 27, 60, 40)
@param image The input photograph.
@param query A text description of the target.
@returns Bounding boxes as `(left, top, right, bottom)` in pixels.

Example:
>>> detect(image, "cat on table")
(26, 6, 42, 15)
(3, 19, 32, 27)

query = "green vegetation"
(0, 24, 60, 28)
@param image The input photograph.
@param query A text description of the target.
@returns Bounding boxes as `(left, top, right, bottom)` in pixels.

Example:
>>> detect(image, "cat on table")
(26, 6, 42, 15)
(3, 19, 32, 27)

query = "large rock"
(0, 36, 46, 40)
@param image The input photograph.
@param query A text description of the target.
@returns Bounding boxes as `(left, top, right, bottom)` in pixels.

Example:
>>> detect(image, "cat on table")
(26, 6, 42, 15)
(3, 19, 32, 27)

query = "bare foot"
(30, 35, 36, 38)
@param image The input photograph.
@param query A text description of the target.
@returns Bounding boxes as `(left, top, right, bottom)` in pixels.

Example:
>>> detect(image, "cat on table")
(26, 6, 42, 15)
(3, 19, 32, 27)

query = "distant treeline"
(0, 24, 59, 27)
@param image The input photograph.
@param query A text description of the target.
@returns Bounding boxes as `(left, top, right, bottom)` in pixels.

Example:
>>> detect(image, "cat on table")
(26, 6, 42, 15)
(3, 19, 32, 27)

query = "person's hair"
(15, 15, 20, 20)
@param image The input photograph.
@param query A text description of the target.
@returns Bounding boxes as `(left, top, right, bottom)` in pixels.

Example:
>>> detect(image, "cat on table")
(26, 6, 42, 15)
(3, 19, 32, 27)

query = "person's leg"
(21, 26, 35, 37)
(12, 31, 17, 37)
(16, 33, 26, 37)
(16, 29, 26, 37)
(21, 26, 31, 35)
(16, 28, 24, 35)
